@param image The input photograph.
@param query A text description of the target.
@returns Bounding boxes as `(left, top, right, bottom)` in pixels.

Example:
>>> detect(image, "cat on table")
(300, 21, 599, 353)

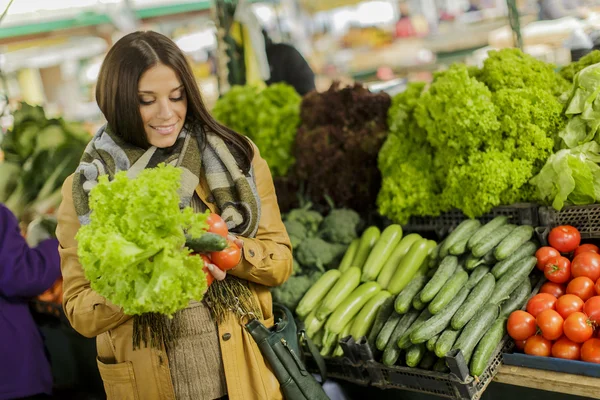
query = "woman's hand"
(205, 258, 227, 281)
(228, 234, 244, 249)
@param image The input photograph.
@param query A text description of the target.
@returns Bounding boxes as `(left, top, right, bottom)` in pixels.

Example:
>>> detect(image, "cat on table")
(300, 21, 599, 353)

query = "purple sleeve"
(0, 204, 61, 299)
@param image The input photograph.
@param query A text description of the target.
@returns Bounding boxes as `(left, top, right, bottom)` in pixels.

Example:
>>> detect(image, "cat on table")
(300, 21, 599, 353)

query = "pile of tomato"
(507, 225, 600, 363)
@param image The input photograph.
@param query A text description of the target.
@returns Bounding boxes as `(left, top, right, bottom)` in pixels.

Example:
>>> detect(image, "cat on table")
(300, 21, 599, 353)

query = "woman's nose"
(157, 99, 174, 120)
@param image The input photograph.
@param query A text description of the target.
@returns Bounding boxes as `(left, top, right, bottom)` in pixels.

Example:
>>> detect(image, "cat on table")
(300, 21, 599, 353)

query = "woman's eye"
(139, 99, 154, 105)
(170, 95, 184, 102)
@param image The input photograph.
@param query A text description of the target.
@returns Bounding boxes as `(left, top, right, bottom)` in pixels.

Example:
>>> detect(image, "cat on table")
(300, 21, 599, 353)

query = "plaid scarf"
(73, 124, 263, 348)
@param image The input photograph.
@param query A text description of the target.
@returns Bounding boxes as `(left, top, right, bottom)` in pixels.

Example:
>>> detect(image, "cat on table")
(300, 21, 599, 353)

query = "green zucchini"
(367, 297, 395, 348)
(419, 352, 437, 370)
(325, 282, 382, 334)
(440, 220, 481, 258)
(296, 269, 341, 318)
(338, 238, 360, 273)
(499, 278, 532, 318)
(494, 225, 534, 261)
(316, 267, 361, 320)
(412, 289, 427, 310)
(491, 241, 537, 278)
(411, 287, 470, 344)
(406, 343, 427, 367)
(361, 225, 404, 282)
(398, 309, 432, 349)
(465, 265, 491, 290)
(185, 232, 228, 252)
(394, 275, 428, 314)
(467, 216, 509, 250)
(334, 317, 355, 357)
(350, 291, 392, 340)
(376, 312, 402, 350)
(382, 309, 420, 366)
(465, 253, 485, 271)
(470, 317, 507, 377)
(420, 256, 459, 302)
(472, 224, 516, 258)
(320, 331, 338, 357)
(488, 256, 537, 305)
(427, 334, 440, 352)
(388, 239, 436, 295)
(305, 305, 327, 338)
(433, 358, 449, 372)
(451, 273, 495, 330)
(312, 329, 324, 348)
(351, 226, 381, 270)
(428, 269, 469, 315)
(435, 329, 461, 358)
(377, 234, 422, 288)
(452, 302, 500, 363)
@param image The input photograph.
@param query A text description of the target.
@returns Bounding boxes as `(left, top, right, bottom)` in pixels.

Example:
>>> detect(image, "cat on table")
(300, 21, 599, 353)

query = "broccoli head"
(295, 237, 347, 271)
(271, 272, 323, 311)
(319, 208, 361, 244)
(286, 206, 323, 236)
(284, 220, 307, 248)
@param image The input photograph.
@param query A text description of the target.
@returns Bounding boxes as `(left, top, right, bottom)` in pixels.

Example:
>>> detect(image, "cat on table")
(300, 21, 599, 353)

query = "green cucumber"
(388, 239, 436, 295)
(451, 273, 495, 330)
(325, 282, 382, 334)
(394, 275, 428, 314)
(470, 317, 507, 377)
(398, 309, 432, 349)
(439, 239, 449, 259)
(467, 216, 509, 250)
(382, 309, 420, 366)
(483, 250, 497, 265)
(499, 279, 532, 318)
(296, 269, 341, 318)
(185, 233, 228, 252)
(465, 253, 485, 271)
(433, 358, 449, 372)
(411, 287, 470, 344)
(427, 334, 440, 352)
(465, 265, 491, 290)
(429, 241, 443, 268)
(377, 234, 422, 288)
(350, 291, 392, 339)
(452, 303, 500, 363)
(406, 343, 427, 367)
(362, 225, 404, 282)
(368, 297, 395, 348)
(412, 289, 427, 310)
(491, 241, 537, 278)
(472, 224, 516, 258)
(376, 312, 402, 351)
(420, 256, 459, 302)
(435, 329, 461, 358)
(494, 225, 534, 261)
(428, 269, 469, 315)
(338, 238, 360, 273)
(488, 256, 537, 305)
(316, 267, 361, 320)
(352, 226, 381, 270)
(440, 220, 481, 258)
(419, 352, 437, 370)
(449, 234, 474, 256)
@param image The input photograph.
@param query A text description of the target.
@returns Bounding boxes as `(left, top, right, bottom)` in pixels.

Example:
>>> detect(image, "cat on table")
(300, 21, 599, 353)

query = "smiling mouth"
(150, 122, 178, 135)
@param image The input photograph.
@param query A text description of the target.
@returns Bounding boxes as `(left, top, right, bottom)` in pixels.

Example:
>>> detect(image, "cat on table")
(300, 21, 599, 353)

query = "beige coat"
(56, 146, 293, 400)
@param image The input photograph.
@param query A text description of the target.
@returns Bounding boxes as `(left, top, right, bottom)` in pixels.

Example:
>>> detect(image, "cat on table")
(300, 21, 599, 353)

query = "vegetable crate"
(304, 355, 370, 386)
(404, 204, 539, 239)
(365, 339, 514, 400)
(538, 205, 600, 239)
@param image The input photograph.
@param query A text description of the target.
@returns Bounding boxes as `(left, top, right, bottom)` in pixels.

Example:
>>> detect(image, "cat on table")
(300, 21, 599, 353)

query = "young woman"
(56, 31, 293, 400)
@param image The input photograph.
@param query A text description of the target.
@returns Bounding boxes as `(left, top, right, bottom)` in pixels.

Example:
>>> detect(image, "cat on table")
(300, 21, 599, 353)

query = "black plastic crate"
(304, 354, 371, 386)
(404, 203, 540, 239)
(538, 205, 600, 239)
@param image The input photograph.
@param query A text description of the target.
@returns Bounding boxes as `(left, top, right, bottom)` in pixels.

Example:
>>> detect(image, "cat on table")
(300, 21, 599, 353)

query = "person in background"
(538, 0, 588, 20)
(0, 203, 61, 400)
(262, 29, 316, 95)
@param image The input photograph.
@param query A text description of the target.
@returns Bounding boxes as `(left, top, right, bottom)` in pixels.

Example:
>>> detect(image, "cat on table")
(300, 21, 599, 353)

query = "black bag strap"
(296, 320, 328, 383)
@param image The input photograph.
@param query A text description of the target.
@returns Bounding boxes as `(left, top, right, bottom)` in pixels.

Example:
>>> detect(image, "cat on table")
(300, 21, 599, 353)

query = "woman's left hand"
(228, 234, 244, 249)
(206, 259, 227, 281)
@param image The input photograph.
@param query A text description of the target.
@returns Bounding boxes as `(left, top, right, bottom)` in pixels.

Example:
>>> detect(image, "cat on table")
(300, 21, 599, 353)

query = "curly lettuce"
(76, 164, 209, 316)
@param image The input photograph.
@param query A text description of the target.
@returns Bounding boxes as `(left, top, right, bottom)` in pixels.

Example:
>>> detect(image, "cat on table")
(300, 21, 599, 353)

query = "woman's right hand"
(205, 258, 226, 281)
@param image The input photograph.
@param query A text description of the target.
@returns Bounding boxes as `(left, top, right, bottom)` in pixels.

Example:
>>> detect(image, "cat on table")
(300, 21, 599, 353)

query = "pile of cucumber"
(370, 217, 539, 376)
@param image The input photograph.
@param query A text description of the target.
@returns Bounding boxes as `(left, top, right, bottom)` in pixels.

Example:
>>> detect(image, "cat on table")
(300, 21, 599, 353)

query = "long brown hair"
(95, 31, 254, 172)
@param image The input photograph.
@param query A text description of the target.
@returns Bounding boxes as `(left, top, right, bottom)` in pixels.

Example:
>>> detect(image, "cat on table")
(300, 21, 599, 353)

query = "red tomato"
(536, 309, 564, 341)
(564, 312, 594, 343)
(552, 336, 581, 360)
(526, 293, 558, 318)
(207, 213, 229, 238)
(567, 277, 596, 301)
(200, 254, 214, 287)
(575, 244, 600, 257)
(556, 294, 585, 319)
(584, 296, 600, 324)
(581, 338, 600, 363)
(543, 256, 571, 284)
(596, 277, 600, 296)
(535, 246, 561, 271)
(540, 282, 567, 298)
(548, 225, 581, 253)
(524, 335, 552, 357)
(507, 310, 537, 341)
(572, 252, 600, 282)
(515, 339, 527, 351)
(211, 240, 241, 271)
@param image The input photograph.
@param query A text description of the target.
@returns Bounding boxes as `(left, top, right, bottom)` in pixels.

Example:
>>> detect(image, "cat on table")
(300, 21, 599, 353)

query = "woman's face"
(138, 63, 187, 148)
